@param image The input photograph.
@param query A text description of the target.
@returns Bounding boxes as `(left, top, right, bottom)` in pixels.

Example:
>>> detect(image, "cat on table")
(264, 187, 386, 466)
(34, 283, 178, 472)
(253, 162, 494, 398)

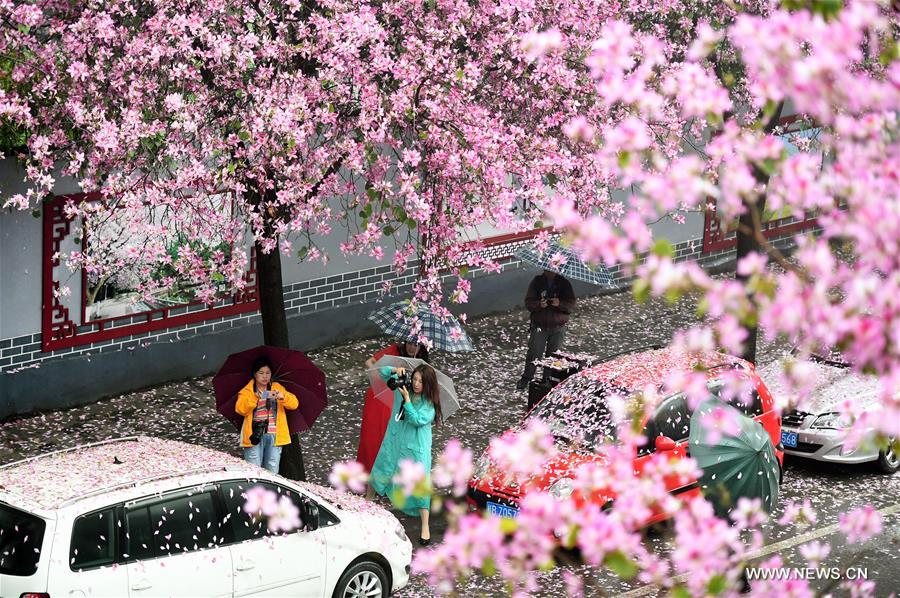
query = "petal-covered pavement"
(2, 287, 897, 596)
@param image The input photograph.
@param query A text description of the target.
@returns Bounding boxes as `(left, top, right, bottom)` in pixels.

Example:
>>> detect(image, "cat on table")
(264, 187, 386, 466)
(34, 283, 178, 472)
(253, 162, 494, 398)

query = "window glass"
(709, 383, 763, 416)
(655, 396, 692, 441)
(0, 503, 46, 576)
(220, 481, 324, 542)
(70, 508, 116, 571)
(528, 379, 628, 451)
(125, 490, 222, 560)
(641, 395, 692, 454)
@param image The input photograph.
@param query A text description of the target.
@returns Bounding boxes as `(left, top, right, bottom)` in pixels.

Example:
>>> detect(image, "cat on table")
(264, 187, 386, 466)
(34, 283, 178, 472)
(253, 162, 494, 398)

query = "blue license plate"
(486, 501, 519, 518)
(781, 430, 798, 448)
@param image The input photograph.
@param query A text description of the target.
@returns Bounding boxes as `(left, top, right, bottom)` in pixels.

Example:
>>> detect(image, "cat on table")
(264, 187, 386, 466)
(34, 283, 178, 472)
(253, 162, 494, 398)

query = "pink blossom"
(839, 505, 883, 544)
(267, 495, 301, 533)
(488, 419, 557, 481)
(778, 499, 818, 527)
(432, 439, 473, 496)
(562, 116, 596, 143)
(393, 459, 427, 497)
(520, 28, 563, 62)
(798, 540, 830, 567)
(243, 486, 278, 517)
(329, 460, 369, 494)
(730, 497, 768, 529)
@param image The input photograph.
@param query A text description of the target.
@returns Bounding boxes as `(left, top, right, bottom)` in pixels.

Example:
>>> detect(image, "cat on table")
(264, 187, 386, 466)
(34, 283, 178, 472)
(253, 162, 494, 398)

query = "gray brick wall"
(0, 230, 815, 374)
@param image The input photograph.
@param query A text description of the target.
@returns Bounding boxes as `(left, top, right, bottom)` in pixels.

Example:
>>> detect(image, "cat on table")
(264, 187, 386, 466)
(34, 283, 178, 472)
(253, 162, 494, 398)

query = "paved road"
(1, 286, 897, 595)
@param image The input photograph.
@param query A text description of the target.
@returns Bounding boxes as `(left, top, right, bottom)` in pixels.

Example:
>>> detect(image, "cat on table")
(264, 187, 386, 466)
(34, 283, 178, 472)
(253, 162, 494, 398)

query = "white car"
(0, 437, 411, 598)
(760, 358, 898, 474)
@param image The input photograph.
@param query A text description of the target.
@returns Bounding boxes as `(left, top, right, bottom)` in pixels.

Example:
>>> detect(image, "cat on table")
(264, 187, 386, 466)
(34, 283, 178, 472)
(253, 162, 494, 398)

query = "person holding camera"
(366, 364, 441, 546)
(235, 356, 299, 473)
(357, 339, 430, 473)
(516, 270, 576, 391)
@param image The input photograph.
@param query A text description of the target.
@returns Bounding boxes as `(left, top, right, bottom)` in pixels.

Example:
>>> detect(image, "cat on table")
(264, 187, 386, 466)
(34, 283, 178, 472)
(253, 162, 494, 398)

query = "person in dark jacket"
(517, 270, 576, 391)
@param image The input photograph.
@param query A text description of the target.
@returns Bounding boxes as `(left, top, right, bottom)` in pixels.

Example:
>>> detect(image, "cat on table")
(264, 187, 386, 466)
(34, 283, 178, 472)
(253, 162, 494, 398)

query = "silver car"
(760, 359, 898, 474)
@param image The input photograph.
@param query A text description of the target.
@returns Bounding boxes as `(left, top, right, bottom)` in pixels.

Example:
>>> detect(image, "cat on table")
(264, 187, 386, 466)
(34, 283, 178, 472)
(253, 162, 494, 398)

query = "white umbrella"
(368, 355, 460, 421)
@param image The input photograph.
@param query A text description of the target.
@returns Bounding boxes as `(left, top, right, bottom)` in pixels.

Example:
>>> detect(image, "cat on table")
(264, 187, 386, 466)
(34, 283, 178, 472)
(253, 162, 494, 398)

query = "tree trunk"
(735, 202, 763, 364)
(250, 188, 306, 481)
(735, 101, 785, 365)
(254, 240, 290, 348)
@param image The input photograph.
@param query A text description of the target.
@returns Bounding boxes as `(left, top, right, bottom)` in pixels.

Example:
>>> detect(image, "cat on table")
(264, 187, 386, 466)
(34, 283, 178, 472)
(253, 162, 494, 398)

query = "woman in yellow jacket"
(235, 357, 299, 472)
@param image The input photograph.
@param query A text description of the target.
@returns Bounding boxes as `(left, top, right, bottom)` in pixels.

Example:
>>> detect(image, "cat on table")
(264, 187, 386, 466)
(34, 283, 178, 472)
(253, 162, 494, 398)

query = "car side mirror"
(655, 436, 677, 452)
(301, 498, 320, 531)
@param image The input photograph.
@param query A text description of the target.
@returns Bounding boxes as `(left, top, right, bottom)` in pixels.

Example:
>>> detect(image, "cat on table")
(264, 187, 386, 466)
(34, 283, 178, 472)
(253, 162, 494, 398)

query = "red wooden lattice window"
(41, 194, 260, 352)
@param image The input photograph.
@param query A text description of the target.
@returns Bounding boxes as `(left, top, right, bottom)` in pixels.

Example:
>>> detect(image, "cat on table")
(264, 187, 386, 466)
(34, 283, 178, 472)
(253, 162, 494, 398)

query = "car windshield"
(527, 378, 629, 452)
(0, 502, 46, 576)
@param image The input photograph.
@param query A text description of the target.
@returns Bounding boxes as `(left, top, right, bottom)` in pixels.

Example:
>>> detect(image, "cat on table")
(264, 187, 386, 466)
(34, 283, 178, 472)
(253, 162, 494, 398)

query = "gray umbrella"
(516, 240, 615, 286)
(368, 355, 460, 421)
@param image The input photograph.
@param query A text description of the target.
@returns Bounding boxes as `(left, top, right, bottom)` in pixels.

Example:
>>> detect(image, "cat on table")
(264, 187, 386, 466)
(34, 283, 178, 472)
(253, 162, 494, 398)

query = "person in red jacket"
(356, 339, 430, 472)
(516, 270, 576, 391)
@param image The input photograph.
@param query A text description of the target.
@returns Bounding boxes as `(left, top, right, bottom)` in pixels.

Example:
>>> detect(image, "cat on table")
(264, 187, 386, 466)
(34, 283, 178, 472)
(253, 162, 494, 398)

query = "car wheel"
(333, 560, 389, 598)
(877, 438, 899, 474)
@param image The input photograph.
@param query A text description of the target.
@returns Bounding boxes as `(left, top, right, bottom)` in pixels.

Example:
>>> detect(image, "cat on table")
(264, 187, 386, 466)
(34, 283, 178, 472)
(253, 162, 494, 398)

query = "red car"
(467, 348, 784, 524)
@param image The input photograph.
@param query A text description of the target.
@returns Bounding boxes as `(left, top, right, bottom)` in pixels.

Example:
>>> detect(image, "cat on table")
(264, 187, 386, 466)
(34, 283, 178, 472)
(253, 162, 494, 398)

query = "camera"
(386, 372, 413, 391)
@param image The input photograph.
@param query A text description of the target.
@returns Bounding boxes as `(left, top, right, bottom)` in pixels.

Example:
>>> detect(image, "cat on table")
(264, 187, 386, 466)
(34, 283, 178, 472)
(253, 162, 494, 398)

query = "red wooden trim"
(479, 227, 554, 247)
(44, 301, 258, 351)
(41, 194, 259, 353)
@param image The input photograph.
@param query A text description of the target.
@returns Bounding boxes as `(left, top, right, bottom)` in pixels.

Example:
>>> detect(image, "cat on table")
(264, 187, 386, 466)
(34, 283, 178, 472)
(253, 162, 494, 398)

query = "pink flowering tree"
(4, 0, 899, 594)
(0, 0, 629, 346)
(348, 1, 897, 595)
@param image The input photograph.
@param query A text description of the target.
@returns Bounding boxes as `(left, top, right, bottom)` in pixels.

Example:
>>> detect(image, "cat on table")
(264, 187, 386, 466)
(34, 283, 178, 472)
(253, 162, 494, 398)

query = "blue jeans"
(244, 433, 282, 473)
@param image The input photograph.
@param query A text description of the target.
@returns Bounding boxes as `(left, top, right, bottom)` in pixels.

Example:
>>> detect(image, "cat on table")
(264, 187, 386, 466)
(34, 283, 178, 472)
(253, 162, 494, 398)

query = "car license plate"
(486, 501, 519, 518)
(781, 430, 798, 448)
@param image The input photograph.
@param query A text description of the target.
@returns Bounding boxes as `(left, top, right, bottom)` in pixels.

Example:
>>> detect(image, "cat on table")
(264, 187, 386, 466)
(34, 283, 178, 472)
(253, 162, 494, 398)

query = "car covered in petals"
(467, 348, 784, 524)
(759, 357, 898, 473)
(0, 436, 411, 598)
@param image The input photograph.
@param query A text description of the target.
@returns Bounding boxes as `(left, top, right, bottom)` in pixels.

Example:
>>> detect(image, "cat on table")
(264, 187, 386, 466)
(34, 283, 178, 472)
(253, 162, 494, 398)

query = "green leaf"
(238, 130, 251, 142)
(811, 0, 843, 20)
(499, 517, 518, 535)
(759, 157, 780, 176)
(651, 239, 675, 258)
(406, 219, 416, 230)
(482, 557, 497, 577)
(632, 279, 650, 304)
(672, 586, 692, 598)
(697, 297, 710, 317)
(297, 246, 309, 261)
(879, 40, 899, 66)
(664, 288, 682, 304)
(617, 151, 631, 168)
(31, 209, 41, 218)
(604, 550, 638, 580)
(456, 69, 464, 81)
(459, 266, 469, 278)
(382, 226, 394, 236)
(366, 187, 378, 202)
(545, 173, 559, 187)
(708, 574, 728, 595)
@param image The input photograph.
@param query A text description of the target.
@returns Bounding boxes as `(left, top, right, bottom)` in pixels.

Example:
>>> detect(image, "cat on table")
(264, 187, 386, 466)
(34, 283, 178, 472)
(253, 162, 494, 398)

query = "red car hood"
(471, 448, 613, 505)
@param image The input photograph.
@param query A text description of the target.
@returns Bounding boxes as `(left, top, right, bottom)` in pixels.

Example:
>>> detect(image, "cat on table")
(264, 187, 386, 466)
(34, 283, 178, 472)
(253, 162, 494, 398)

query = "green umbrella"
(689, 400, 780, 519)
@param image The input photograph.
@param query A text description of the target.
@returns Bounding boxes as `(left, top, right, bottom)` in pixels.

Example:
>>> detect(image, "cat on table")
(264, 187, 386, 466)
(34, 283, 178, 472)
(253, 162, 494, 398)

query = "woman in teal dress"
(366, 363, 442, 545)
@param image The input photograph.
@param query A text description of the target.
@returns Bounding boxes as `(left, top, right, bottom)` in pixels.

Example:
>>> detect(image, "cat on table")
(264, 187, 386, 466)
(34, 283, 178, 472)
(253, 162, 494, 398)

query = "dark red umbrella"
(213, 345, 327, 433)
